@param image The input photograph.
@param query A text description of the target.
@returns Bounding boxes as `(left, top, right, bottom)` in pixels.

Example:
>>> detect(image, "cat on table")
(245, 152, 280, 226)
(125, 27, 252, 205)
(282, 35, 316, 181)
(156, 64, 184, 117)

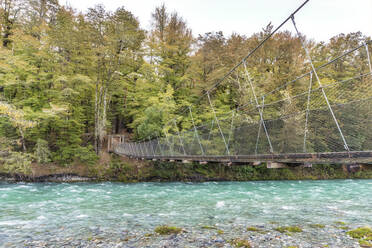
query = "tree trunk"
(98, 87, 108, 153)
(19, 129, 26, 152)
(94, 81, 99, 154)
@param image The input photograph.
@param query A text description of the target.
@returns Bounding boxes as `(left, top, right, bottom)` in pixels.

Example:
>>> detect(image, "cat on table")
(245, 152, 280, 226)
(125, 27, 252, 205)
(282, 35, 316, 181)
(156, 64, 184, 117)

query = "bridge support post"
(267, 162, 288, 169)
(301, 163, 312, 168)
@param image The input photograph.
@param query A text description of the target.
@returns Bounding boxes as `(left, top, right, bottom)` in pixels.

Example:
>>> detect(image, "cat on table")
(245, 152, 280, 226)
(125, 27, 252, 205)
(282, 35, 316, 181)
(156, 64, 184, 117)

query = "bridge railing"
(114, 0, 372, 162)
(114, 41, 372, 159)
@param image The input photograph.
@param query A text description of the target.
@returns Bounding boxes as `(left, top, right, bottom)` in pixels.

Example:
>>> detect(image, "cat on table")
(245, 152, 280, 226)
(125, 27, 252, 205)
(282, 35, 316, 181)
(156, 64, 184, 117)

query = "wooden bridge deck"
(114, 150, 372, 165)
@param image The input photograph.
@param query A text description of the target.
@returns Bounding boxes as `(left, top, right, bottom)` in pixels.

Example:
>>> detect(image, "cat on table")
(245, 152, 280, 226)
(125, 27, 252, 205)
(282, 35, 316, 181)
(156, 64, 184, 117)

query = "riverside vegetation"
(1, 154, 372, 182)
(0, 1, 372, 180)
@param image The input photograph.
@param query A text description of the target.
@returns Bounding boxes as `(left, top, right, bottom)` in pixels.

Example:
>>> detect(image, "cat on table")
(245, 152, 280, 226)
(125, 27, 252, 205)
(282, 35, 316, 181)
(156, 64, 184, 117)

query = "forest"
(0, 0, 371, 173)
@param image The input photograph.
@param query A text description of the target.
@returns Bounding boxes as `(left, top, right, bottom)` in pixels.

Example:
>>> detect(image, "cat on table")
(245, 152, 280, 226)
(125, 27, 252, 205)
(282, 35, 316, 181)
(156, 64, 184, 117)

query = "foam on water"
(0, 180, 371, 244)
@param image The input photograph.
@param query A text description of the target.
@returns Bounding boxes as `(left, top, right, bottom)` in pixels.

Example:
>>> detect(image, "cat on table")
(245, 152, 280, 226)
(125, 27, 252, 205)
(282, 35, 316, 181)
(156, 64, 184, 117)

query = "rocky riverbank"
(0, 173, 94, 182)
(18, 222, 364, 248)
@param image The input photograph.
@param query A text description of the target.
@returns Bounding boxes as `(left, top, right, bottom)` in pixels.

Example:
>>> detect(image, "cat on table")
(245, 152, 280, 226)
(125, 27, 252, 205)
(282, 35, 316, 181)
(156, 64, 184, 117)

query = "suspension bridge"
(111, 0, 372, 166)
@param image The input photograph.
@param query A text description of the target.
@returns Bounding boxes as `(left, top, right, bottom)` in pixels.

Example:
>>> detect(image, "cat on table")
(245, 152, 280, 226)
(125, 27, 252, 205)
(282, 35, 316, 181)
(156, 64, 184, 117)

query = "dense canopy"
(0, 0, 370, 169)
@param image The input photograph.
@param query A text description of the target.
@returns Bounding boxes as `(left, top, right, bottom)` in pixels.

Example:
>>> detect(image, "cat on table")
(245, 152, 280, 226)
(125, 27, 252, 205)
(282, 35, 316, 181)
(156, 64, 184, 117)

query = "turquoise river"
(0, 180, 371, 247)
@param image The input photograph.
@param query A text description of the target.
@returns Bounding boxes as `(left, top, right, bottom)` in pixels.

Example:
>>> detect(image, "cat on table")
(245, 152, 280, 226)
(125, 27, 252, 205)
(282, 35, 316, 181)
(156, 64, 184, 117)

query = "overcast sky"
(64, 0, 372, 42)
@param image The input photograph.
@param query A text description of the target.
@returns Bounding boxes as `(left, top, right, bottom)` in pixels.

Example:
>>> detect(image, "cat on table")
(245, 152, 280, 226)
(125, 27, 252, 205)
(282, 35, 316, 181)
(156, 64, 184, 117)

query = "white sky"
(64, 0, 372, 42)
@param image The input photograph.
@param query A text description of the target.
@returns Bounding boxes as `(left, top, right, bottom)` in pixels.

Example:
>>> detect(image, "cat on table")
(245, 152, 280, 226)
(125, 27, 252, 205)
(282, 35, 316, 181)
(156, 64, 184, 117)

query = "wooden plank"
(114, 151, 372, 165)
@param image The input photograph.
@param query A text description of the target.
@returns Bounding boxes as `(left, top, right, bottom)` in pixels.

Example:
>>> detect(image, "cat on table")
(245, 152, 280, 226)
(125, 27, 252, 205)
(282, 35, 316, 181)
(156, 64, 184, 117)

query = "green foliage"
(2, 151, 33, 175)
(0, 136, 33, 175)
(53, 145, 97, 166)
(34, 138, 51, 164)
(74, 146, 98, 165)
(0, 137, 34, 175)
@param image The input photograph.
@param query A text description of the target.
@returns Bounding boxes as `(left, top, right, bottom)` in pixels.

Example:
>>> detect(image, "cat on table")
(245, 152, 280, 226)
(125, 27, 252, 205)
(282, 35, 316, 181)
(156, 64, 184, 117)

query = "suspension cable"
(291, 15, 350, 152)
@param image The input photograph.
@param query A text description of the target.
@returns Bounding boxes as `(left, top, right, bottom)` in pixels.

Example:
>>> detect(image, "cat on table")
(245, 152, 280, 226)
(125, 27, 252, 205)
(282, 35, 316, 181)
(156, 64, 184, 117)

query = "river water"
(0, 180, 371, 247)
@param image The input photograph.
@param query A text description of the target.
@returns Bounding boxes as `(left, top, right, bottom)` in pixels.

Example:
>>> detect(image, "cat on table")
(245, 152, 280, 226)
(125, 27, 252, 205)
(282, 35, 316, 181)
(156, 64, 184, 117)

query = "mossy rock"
(246, 226, 267, 234)
(275, 226, 302, 233)
(217, 230, 224, 235)
(230, 238, 251, 248)
(201, 225, 217, 230)
(359, 239, 372, 247)
(347, 227, 372, 239)
(309, 224, 325, 228)
(246, 226, 260, 232)
(334, 221, 347, 226)
(154, 225, 182, 235)
(347, 227, 372, 247)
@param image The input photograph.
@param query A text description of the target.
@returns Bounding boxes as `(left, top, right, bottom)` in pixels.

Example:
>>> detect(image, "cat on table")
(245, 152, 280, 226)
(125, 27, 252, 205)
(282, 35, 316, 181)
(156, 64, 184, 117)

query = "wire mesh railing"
(114, 1, 372, 161)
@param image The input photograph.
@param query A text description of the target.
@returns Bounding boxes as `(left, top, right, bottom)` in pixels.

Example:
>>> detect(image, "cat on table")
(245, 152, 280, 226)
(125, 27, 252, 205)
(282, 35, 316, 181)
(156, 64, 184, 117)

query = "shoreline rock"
(0, 173, 95, 183)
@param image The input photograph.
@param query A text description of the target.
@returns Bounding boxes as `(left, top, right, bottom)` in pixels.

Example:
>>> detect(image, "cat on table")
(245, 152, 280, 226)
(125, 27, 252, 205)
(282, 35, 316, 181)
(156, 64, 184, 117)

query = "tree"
(149, 4, 193, 92)
(0, 0, 23, 47)
(0, 101, 36, 151)
(86, 5, 144, 153)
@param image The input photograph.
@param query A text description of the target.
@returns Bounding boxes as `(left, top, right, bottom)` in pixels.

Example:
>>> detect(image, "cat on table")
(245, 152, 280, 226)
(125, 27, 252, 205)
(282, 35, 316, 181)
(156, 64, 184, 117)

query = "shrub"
(34, 138, 51, 164)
